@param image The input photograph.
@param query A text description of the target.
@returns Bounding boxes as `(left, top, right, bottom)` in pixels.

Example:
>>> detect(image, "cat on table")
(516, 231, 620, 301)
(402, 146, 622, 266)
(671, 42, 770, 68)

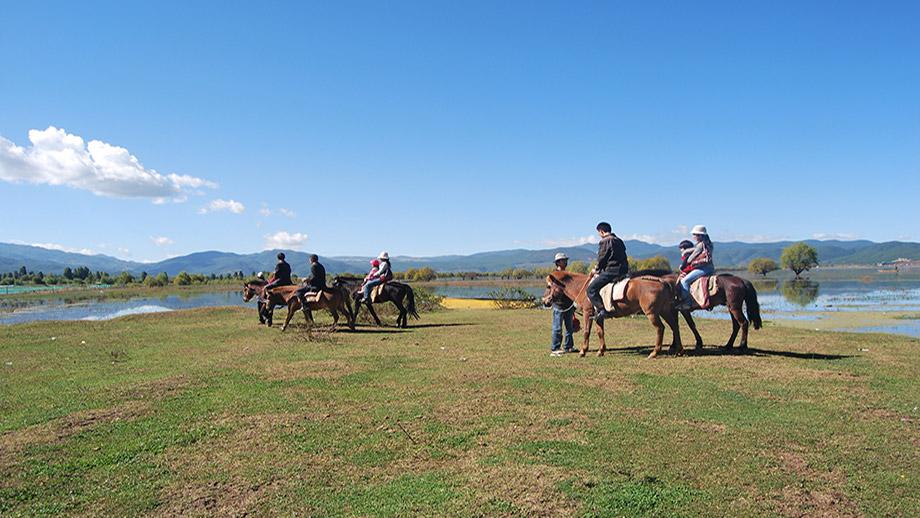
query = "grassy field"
(1, 307, 918, 516)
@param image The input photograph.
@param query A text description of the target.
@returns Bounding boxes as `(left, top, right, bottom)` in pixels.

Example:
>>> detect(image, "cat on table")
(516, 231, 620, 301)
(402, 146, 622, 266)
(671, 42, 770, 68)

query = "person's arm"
(685, 242, 705, 264)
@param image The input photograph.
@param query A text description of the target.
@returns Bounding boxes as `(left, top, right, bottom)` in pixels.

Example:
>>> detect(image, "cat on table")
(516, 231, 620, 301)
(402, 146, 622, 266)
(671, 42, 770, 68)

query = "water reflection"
(782, 280, 820, 307)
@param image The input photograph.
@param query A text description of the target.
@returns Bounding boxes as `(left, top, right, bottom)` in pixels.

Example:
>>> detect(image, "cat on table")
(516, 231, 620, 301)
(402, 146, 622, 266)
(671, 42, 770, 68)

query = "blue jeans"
(362, 278, 383, 300)
(551, 307, 575, 351)
(680, 265, 715, 299)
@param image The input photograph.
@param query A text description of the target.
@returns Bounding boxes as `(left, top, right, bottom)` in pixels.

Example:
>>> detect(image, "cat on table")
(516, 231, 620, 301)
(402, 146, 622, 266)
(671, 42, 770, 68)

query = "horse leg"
(366, 302, 383, 327)
(281, 302, 297, 332)
(329, 308, 339, 331)
(596, 318, 607, 357)
(682, 310, 704, 349)
(258, 301, 266, 324)
(728, 305, 749, 350)
(580, 310, 593, 357)
(725, 310, 741, 349)
(392, 299, 408, 328)
(646, 312, 665, 359)
(666, 309, 683, 356)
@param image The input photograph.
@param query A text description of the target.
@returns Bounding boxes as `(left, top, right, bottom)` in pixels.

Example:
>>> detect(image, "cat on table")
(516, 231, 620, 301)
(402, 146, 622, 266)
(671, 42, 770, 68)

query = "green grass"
(1, 307, 918, 516)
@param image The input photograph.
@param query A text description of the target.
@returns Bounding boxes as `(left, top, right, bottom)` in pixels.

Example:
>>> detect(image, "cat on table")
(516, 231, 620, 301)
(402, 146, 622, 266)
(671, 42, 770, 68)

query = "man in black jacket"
(264, 252, 293, 290)
(586, 222, 628, 322)
(295, 254, 327, 308)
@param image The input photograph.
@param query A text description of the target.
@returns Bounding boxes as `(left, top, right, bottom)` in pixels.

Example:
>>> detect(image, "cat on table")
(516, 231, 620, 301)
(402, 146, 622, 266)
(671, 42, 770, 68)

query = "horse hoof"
(647, 353, 657, 359)
(695, 342, 704, 349)
(596, 351, 605, 357)
(579, 351, 587, 358)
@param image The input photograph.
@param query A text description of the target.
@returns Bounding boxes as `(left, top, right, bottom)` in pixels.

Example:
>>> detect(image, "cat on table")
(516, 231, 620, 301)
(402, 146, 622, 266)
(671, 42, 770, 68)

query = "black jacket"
(305, 262, 327, 289)
(274, 260, 292, 285)
(596, 234, 628, 275)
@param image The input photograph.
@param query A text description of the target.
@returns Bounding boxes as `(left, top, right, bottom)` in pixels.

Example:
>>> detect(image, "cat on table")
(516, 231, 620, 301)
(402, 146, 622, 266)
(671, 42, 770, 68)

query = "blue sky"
(1, 1, 918, 261)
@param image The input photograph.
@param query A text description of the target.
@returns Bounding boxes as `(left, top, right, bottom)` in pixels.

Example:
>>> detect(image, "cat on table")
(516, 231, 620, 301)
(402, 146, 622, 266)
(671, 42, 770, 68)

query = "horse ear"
(547, 275, 562, 286)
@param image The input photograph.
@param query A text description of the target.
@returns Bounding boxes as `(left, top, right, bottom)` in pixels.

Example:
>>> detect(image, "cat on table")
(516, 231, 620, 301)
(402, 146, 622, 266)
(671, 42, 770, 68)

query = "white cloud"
(198, 198, 245, 214)
(0, 126, 215, 201)
(279, 208, 296, 218)
(13, 241, 95, 255)
(151, 236, 174, 246)
(259, 208, 272, 217)
(544, 235, 599, 248)
(264, 231, 308, 250)
(812, 232, 858, 241)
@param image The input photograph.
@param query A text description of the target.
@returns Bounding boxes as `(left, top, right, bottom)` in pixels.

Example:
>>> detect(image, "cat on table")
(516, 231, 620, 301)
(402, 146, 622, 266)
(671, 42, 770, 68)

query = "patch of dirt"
(258, 359, 358, 381)
(768, 450, 860, 517)
(157, 412, 303, 516)
(676, 419, 727, 434)
(120, 375, 190, 400)
(861, 407, 916, 424)
(0, 401, 149, 468)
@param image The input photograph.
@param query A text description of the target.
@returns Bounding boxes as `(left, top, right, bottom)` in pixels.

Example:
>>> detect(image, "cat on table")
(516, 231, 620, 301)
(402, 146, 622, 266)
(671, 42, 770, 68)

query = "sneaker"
(550, 350, 564, 357)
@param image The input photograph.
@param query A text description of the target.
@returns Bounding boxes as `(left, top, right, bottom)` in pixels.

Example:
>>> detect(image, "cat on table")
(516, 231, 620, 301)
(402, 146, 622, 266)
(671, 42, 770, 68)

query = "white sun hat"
(378, 251, 389, 260)
(691, 225, 708, 235)
(554, 252, 569, 262)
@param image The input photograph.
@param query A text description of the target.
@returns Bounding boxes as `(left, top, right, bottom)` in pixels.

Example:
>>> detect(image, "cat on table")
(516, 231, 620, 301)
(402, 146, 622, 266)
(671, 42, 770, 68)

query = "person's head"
(277, 252, 286, 261)
(256, 271, 265, 280)
(310, 254, 319, 263)
(371, 259, 380, 267)
(678, 240, 694, 252)
(691, 225, 708, 243)
(554, 252, 569, 270)
(378, 251, 390, 261)
(596, 221, 612, 237)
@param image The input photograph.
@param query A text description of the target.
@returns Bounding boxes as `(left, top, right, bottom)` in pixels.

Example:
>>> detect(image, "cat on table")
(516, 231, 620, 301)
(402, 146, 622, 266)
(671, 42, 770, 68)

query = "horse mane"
(247, 279, 268, 286)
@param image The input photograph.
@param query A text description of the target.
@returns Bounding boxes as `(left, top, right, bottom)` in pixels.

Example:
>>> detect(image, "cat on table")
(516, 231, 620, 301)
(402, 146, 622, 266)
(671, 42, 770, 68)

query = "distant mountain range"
(2, 239, 920, 276)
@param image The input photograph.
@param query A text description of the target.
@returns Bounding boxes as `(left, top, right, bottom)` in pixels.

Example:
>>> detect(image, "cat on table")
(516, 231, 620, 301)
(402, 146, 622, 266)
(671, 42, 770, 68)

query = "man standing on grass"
(586, 222, 628, 322)
(550, 252, 576, 356)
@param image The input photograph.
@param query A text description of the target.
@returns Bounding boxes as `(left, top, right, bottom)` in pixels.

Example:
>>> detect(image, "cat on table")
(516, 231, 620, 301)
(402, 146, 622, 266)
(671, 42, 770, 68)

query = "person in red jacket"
(678, 240, 695, 273)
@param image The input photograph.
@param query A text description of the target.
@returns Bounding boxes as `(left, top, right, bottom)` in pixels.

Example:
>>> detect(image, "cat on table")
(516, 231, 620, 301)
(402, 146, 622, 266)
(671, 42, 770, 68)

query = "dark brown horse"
(542, 270, 681, 358)
(660, 273, 762, 350)
(333, 276, 419, 328)
(263, 285, 354, 332)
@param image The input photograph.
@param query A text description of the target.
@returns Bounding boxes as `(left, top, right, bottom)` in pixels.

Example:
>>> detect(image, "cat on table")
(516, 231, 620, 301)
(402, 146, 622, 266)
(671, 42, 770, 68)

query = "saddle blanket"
(370, 283, 385, 303)
(599, 277, 630, 312)
(689, 275, 719, 309)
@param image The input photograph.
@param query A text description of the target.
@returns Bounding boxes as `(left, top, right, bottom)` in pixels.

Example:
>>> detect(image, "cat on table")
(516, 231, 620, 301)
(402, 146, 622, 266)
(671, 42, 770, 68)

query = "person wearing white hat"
(677, 225, 715, 308)
(549, 252, 576, 356)
(360, 251, 394, 302)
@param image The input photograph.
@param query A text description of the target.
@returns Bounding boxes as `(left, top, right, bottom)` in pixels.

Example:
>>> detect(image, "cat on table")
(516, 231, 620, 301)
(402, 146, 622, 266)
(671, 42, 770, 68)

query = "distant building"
(878, 258, 920, 272)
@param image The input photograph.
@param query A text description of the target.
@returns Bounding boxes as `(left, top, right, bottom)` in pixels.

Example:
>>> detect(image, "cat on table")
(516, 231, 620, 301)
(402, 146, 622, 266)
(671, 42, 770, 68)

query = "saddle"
(688, 275, 720, 309)
(370, 283, 386, 302)
(599, 277, 630, 312)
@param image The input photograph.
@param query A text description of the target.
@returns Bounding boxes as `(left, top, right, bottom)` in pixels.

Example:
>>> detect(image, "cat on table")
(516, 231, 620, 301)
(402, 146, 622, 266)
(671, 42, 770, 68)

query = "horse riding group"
(241, 252, 419, 331)
(542, 222, 762, 359)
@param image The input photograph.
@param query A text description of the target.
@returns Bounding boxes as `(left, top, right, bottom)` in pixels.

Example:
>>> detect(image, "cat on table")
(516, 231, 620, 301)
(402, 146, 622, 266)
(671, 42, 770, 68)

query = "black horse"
(333, 276, 419, 328)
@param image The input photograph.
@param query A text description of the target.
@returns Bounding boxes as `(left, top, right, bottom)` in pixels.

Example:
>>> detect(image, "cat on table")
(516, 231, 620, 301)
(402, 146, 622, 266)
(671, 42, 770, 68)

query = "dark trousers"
(587, 271, 622, 312)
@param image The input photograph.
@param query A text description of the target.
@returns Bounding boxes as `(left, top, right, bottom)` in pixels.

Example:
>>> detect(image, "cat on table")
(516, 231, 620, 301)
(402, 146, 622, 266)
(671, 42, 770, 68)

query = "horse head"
(542, 275, 567, 308)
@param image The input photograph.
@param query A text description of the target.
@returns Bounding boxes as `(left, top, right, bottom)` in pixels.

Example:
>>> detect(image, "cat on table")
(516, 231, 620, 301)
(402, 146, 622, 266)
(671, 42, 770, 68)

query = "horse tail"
(406, 285, 420, 319)
(743, 279, 762, 330)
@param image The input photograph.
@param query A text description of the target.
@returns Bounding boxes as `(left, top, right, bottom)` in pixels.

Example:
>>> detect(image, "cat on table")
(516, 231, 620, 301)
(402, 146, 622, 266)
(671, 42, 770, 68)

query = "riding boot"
(594, 309, 611, 322)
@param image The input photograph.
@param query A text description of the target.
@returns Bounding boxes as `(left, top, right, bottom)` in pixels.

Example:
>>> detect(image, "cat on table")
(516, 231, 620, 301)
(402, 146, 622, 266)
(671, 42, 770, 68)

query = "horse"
(660, 272, 762, 350)
(333, 276, 419, 328)
(242, 279, 278, 325)
(542, 270, 681, 358)
(262, 284, 355, 332)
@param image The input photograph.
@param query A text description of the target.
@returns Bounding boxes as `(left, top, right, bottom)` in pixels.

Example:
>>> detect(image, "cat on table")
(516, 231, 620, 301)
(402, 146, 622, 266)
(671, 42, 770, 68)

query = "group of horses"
(240, 268, 761, 360)
(542, 270, 762, 358)
(242, 276, 419, 331)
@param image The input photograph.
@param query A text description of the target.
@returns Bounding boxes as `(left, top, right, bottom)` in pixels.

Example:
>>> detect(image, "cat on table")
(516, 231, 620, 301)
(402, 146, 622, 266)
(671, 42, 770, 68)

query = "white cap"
(256, 271, 264, 278)
(554, 252, 569, 262)
(691, 225, 708, 235)
(378, 251, 389, 260)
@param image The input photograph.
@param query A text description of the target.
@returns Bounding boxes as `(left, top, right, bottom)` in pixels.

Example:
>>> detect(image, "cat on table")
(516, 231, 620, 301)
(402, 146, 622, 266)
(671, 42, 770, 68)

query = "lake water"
(0, 291, 249, 325)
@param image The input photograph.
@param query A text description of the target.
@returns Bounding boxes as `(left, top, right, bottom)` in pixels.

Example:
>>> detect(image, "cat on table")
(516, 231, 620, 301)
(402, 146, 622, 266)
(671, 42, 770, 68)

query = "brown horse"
(660, 273, 762, 350)
(263, 285, 355, 332)
(242, 280, 277, 325)
(332, 276, 419, 328)
(542, 270, 681, 358)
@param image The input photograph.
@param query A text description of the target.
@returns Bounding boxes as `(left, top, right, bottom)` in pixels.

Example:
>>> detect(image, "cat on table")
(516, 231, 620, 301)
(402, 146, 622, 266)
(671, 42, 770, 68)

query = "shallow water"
(0, 291, 250, 325)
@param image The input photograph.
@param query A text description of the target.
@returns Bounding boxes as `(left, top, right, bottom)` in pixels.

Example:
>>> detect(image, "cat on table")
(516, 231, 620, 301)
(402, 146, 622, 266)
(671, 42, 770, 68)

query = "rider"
(360, 252, 393, 302)
(550, 252, 576, 356)
(295, 254, 327, 309)
(263, 252, 293, 293)
(677, 225, 715, 308)
(677, 240, 695, 273)
(587, 222, 629, 322)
